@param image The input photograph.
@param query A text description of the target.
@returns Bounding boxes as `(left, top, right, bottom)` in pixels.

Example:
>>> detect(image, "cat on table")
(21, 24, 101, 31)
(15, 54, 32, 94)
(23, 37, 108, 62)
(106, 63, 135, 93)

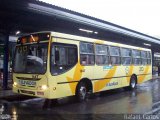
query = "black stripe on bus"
(137, 73, 152, 76)
(57, 73, 152, 84)
(91, 73, 152, 81)
(57, 81, 79, 84)
(91, 76, 130, 81)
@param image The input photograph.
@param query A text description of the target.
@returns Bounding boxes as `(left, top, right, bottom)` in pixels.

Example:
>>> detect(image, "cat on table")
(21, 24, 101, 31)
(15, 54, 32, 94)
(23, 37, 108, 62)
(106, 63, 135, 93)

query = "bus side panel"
(137, 65, 152, 84)
(48, 38, 95, 98)
(49, 38, 79, 98)
(121, 65, 134, 87)
(93, 65, 124, 92)
(49, 64, 95, 98)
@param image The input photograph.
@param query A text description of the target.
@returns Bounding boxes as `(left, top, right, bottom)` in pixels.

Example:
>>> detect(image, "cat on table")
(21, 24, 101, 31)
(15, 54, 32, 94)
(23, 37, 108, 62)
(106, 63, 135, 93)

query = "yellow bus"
(13, 31, 152, 101)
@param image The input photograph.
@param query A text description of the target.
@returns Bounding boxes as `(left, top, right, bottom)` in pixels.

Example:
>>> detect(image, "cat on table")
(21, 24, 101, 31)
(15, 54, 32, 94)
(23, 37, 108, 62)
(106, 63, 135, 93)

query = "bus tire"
(76, 81, 87, 102)
(129, 75, 137, 90)
(124, 75, 137, 91)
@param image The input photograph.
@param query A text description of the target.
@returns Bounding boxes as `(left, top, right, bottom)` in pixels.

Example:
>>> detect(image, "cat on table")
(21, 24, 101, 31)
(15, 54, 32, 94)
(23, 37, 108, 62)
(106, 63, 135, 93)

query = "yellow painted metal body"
(13, 32, 152, 99)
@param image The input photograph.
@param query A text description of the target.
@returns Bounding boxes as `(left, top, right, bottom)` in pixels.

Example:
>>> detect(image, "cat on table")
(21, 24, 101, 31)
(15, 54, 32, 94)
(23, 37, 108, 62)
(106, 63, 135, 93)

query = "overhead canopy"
(0, 0, 160, 51)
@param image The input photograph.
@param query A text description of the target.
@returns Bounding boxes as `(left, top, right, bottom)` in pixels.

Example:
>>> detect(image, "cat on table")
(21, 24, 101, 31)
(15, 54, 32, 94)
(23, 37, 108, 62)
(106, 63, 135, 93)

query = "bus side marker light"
(53, 87, 56, 90)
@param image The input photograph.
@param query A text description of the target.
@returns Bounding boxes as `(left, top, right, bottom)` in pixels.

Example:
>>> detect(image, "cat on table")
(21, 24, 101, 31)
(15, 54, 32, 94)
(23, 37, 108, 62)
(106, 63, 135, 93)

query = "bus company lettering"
(139, 67, 144, 72)
(103, 66, 113, 70)
(19, 80, 36, 87)
(107, 82, 118, 87)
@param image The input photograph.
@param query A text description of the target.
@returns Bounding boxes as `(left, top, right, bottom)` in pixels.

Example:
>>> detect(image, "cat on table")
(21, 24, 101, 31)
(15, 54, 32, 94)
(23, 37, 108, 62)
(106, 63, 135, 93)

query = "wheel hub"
(80, 86, 86, 99)
(131, 79, 136, 88)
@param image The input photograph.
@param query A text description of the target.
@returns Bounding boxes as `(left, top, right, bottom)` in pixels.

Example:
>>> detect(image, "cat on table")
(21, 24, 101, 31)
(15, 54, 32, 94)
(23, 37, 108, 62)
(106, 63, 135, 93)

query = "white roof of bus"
(51, 32, 151, 51)
(154, 54, 160, 57)
(23, 31, 151, 51)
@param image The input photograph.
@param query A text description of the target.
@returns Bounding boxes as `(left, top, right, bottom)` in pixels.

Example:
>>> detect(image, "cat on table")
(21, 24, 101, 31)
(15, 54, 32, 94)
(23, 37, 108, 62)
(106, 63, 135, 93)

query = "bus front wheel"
(76, 82, 87, 102)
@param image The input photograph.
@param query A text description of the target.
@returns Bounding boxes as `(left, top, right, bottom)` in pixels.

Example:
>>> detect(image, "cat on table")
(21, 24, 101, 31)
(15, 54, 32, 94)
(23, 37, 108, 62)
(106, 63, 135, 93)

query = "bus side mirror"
(55, 50, 59, 63)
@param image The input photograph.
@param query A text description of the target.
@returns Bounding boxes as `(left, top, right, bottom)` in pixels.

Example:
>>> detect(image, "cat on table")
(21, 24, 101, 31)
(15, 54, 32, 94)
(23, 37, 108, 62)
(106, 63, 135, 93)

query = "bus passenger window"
(109, 46, 120, 65)
(95, 44, 109, 65)
(141, 51, 148, 65)
(132, 50, 141, 65)
(80, 42, 95, 65)
(121, 48, 132, 65)
(147, 51, 151, 64)
(110, 56, 121, 65)
(81, 55, 87, 65)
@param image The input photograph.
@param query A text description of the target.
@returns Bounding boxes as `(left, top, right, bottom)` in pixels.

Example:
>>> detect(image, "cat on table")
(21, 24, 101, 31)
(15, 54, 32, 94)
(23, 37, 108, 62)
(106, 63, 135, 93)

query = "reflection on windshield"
(27, 55, 43, 65)
(14, 43, 48, 74)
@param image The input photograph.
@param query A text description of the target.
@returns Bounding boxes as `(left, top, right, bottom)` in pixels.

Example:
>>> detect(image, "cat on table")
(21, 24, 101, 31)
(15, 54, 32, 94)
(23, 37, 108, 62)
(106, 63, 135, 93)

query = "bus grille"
(20, 90, 35, 95)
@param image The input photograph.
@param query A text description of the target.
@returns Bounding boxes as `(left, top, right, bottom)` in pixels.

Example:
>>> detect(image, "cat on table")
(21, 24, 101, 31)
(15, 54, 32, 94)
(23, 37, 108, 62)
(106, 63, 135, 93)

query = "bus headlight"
(13, 82, 17, 86)
(40, 85, 48, 90)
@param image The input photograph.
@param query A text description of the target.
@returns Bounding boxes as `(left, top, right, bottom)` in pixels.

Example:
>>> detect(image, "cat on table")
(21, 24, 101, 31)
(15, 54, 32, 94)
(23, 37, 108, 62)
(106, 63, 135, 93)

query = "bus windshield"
(14, 43, 48, 74)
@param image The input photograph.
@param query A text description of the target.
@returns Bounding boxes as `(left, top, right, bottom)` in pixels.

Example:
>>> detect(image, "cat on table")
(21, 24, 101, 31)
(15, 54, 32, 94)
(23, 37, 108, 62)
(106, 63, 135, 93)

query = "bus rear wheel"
(76, 82, 87, 102)
(124, 75, 137, 91)
(129, 76, 137, 90)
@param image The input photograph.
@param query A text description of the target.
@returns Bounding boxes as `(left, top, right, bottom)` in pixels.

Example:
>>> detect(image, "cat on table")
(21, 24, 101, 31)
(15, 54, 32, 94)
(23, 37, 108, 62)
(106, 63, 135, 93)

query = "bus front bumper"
(12, 85, 51, 99)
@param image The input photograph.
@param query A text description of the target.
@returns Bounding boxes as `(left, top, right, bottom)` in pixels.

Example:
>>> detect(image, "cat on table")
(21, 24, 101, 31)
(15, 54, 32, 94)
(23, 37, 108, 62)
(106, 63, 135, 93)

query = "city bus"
(12, 31, 152, 101)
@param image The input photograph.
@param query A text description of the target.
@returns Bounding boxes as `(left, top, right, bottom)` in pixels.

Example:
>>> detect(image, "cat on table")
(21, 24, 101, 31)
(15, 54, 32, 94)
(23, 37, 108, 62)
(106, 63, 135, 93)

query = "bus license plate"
(19, 80, 36, 87)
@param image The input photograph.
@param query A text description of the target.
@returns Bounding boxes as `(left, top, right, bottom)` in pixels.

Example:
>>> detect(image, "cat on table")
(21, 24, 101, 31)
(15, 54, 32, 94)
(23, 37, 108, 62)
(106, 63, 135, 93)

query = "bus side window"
(95, 44, 109, 65)
(80, 42, 95, 65)
(141, 51, 147, 65)
(80, 55, 87, 65)
(121, 48, 132, 65)
(147, 51, 151, 65)
(109, 46, 121, 65)
(132, 50, 141, 65)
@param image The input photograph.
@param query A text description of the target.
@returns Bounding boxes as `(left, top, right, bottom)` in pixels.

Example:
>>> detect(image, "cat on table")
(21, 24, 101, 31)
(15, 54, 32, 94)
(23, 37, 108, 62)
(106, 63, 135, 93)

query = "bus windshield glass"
(14, 43, 48, 74)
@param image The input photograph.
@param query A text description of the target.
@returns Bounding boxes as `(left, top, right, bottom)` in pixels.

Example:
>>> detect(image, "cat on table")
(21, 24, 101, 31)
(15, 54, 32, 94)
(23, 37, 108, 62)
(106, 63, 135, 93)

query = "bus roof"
(19, 31, 151, 51)
(50, 31, 151, 51)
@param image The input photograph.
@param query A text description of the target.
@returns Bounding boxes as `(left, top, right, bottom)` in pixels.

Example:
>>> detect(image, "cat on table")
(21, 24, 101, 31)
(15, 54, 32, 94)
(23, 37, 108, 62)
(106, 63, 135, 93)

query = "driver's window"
(51, 43, 78, 75)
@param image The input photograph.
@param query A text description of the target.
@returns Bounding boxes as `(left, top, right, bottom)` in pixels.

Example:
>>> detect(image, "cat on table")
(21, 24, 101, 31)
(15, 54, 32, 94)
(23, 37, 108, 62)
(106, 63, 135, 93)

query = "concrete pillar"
(2, 32, 9, 90)
(152, 50, 154, 75)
